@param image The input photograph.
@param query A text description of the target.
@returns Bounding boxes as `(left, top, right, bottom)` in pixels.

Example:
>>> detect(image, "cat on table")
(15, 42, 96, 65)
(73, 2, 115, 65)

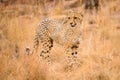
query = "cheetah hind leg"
(66, 44, 79, 71)
(39, 38, 53, 64)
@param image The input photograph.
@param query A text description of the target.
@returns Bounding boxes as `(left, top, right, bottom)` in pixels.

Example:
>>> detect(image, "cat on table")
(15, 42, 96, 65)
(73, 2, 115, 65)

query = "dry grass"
(0, 0, 120, 80)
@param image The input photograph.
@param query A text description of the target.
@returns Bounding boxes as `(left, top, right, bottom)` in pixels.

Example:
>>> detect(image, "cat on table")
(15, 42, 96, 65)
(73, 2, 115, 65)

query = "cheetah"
(31, 11, 83, 68)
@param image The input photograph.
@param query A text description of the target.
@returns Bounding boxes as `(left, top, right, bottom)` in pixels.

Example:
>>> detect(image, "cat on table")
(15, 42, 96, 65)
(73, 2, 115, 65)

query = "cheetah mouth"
(71, 24, 76, 27)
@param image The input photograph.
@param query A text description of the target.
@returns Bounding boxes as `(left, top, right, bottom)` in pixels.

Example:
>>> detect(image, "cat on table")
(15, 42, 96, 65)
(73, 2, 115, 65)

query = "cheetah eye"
(81, 14, 83, 17)
(68, 17, 70, 19)
(74, 17, 77, 19)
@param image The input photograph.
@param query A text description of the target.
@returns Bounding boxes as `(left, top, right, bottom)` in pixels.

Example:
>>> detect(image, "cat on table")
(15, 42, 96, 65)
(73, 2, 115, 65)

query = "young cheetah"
(32, 11, 83, 67)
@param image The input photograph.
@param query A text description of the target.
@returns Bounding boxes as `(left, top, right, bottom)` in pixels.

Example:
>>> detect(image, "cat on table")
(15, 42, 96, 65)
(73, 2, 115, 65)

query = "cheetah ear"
(78, 5, 85, 17)
(66, 9, 74, 16)
(78, 10, 84, 17)
(60, 14, 68, 24)
(68, 10, 74, 14)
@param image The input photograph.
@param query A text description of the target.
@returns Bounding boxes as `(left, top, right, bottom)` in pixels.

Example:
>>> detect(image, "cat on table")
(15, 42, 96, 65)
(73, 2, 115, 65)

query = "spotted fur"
(32, 11, 83, 68)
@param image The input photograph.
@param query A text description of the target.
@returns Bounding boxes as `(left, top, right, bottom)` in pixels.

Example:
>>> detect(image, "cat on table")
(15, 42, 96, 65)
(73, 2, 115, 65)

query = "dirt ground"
(0, 0, 120, 80)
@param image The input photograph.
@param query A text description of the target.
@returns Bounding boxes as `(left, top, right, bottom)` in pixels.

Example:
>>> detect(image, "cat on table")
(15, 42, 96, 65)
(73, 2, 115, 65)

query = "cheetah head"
(63, 11, 83, 27)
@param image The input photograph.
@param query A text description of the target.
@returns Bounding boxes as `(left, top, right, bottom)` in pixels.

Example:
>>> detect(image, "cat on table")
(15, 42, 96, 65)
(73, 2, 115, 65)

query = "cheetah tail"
(31, 35, 40, 54)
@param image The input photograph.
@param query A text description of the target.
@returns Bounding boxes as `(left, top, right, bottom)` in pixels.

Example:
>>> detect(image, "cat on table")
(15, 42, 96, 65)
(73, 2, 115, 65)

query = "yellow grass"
(0, 0, 120, 80)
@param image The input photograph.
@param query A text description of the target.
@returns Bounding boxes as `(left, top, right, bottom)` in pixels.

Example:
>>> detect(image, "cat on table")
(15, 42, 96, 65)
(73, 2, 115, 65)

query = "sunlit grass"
(0, 0, 120, 80)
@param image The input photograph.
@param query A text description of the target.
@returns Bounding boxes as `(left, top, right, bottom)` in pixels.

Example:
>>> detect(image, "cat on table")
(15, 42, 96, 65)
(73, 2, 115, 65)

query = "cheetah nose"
(70, 22, 76, 27)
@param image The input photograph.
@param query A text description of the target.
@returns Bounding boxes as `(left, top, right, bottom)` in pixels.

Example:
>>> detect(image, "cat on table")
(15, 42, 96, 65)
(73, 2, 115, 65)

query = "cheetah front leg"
(40, 37, 53, 64)
(66, 43, 79, 70)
